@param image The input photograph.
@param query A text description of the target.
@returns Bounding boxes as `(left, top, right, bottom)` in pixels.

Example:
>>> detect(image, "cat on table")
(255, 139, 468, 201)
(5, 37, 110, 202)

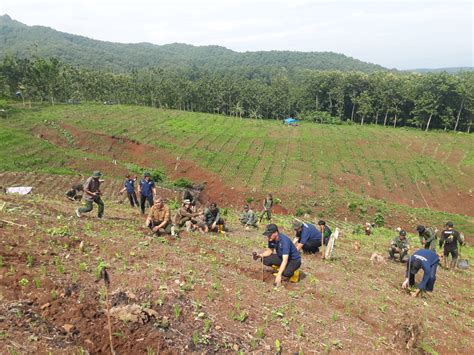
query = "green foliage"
(18, 278, 29, 287)
(173, 177, 194, 189)
(374, 212, 385, 227)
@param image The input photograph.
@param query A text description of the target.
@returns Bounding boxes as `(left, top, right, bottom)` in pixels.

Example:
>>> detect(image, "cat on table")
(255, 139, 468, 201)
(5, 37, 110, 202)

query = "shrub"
(374, 212, 385, 227)
(174, 178, 194, 189)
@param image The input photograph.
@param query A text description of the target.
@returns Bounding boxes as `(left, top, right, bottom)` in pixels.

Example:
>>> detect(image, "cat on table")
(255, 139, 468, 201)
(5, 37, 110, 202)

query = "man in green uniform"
(416, 225, 436, 250)
(439, 222, 465, 269)
(388, 230, 410, 262)
(239, 204, 257, 228)
(76, 171, 104, 218)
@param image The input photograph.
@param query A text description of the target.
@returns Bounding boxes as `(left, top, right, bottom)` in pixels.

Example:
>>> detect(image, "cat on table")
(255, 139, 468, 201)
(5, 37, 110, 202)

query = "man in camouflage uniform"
(76, 171, 104, 218)
(174, 200, 201, 232)
(439, 222, 465, 269)
(389, 229, 410, 262)
(416, 225, 436, 250)
(239, 204, 257, 228)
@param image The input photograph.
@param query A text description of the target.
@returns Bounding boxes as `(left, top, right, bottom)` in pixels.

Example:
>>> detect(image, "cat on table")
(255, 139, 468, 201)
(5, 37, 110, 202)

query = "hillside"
(0, 14, 386, 72)
(1, 103, 473, 237)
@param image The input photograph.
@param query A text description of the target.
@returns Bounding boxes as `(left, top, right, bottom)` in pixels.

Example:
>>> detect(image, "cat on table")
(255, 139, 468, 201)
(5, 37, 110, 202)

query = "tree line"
(0, 55, 472, 132)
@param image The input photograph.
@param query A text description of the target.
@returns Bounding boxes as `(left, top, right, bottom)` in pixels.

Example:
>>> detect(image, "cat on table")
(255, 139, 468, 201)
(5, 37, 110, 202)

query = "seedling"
(174, 304, 182, 318)
(18, 278, 29, 287)
(26, 255, 34, 267)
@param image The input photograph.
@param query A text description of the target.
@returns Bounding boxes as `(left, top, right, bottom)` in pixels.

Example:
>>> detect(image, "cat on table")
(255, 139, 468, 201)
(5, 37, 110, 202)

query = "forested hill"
(0, 14, 386, 72)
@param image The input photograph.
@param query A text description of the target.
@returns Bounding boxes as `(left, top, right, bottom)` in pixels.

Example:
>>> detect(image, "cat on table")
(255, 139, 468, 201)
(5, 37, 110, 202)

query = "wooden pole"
(261, 257, 264, 282)
(320, 225, 325, 260)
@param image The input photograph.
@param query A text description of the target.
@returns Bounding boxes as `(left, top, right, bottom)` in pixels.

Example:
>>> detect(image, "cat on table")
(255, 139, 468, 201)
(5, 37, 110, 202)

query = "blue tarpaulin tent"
(284, 118, 298, 125)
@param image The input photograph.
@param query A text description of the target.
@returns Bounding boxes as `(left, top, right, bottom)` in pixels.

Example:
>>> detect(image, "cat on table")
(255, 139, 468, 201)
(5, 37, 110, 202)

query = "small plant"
(26, 255, 34, 267)
(0, 256, 4, 267)
(173, 304, 182, 318)
(33, 279, 41, 289)
(245, 197, 254, 203)
(203, 319, 211, 333)
(275, 339, 282, 353)
(255, 326, 265, 339)
(331, 312, 339, 322)
(47, 226, 71, 237)
(296, 324, 304, 337)
(18, 278, 29, 287)
(79, 262, 88, 272)
(347, 201, 358, 212)
(51, 290, 59, 300)
(174, 177, 194, 189)
(95, 259, 107, 279)
(374, 212, 385, 227)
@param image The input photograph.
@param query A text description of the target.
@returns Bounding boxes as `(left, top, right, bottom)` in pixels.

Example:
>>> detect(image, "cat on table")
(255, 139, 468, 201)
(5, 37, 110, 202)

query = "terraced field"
(1, 103, 473, 235)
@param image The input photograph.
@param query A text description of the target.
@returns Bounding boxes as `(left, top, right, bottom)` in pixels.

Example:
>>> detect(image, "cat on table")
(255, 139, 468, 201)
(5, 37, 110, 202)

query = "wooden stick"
(0, 218, 27, 228)
(261, 257, 264, 282)
(320, 225, 325, 260)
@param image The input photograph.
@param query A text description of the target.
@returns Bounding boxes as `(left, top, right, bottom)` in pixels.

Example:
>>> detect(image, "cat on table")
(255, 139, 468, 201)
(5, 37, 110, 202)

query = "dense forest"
(1, 55, 472, 132)
(0, 15, 473, 132)
(0, 15, 385, 73)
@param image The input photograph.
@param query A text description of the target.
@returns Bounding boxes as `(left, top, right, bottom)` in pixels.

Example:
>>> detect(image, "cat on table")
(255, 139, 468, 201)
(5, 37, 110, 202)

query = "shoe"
(290, 270, 300, 283)
(75, 209, 81, 218)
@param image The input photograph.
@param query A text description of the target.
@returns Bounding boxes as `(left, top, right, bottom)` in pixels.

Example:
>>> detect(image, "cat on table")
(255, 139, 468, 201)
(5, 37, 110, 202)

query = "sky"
(1, 0, 472, 69)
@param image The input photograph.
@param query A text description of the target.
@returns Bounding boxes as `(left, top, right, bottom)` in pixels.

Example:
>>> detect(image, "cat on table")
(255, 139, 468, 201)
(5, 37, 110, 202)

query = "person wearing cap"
(318, 220, 332, 245)
(402, 249, 439, 297)
(76, 171, 104, 218)
(119, 174, 138, 208)
(416, 225, 437, 250)
(203, 202, 225, 233)
(388, 230, 410, 262)
(138, 172, 156, 215)
(239, 204, 257, 228)
(253, 224, 301, 286)
(146, 197, 172, 236)
(439, 222, 464, 269)
(292, 220, 322, 253)
(174, 200, 202, 232)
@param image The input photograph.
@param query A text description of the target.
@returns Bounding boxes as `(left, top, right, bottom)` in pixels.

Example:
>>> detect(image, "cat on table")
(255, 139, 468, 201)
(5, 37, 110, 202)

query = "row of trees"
(1, 55, 472, 132)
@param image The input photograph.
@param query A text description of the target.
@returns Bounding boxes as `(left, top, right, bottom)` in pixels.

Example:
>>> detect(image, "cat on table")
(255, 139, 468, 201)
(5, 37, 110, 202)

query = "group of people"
(72, 171, 227, 236)
(70, 171, 466, 294)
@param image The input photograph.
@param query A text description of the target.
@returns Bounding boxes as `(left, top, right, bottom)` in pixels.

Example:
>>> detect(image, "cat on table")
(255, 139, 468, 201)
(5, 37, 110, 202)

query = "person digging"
(401, 249, 440, 297)
(145, 197, 172, 236)
(75, 171, 104, 219)
(253, 224, 301, 286)
(416, 225, 437, 251)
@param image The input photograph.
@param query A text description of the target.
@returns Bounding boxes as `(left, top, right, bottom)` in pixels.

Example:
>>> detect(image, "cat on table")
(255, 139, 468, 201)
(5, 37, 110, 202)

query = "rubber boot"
(450, 258, 457, 270)
(290, 270, 300, 283)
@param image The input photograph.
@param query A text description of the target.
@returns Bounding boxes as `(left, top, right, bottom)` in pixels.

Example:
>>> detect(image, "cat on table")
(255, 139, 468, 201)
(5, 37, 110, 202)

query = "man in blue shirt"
(120, 174, 138, 208)
(292, 220, 322, 254)
(402, 249, 440, 297)
(253, 224, 301, 287)
(137, 172, 156, 215)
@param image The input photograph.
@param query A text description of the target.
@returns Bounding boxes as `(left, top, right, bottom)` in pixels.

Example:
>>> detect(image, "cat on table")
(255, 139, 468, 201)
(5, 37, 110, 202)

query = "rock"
(40, 303, 51, 310)
(63, 324, 74, 333)
(215, 325, 222, 330)
(233, 344, 239, 351)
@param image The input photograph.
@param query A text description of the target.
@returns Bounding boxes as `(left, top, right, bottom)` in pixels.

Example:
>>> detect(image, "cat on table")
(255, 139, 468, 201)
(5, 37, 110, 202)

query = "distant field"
(2, 103, 473, 234)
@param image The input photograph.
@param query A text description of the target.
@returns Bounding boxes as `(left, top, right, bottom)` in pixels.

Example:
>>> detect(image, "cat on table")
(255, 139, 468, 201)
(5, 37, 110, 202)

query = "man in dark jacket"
(439, 222, 464, 269)
(203, 203, 225, 233)
(402, 249, 440, 297)
(292, 220, 322, 253)
(120, 174, 138, 207)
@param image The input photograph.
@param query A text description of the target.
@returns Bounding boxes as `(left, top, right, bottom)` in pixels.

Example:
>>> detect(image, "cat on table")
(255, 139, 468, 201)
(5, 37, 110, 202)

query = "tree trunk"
(425, 113, 433, 132)
(393, 114, 397, 128)
(375, 111, 379, 125)
(328, 93, 333, 112)
(467, 119, 472, 133)
(454, 97, 465, 131)
(315, 95, 319, 111)
(351, 103, 356, 122)
(383, 109, 389, 126)
(361, 115, 365, 125)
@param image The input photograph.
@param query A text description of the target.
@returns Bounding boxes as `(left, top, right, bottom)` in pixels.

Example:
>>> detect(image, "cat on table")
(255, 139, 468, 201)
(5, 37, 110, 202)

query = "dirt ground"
(0, 192, 472, 354)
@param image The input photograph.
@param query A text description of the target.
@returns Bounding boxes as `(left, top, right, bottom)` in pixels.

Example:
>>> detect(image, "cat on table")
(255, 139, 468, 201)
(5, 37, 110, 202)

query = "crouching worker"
(253, 224, 301, 286)
(174, 200, 201, 232)
(292, 220, 322, 253)
(239, 204, 257, 228)
(389, 230, 410, 262)
(203, 203, 225, 233)
(66, 184, 83, 201)
(402, 249, 439, 297)
(146, 197, 172, 236)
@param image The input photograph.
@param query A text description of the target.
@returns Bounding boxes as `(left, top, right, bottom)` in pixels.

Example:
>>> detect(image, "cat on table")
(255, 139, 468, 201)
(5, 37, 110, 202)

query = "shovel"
(457, 244, 469, 270)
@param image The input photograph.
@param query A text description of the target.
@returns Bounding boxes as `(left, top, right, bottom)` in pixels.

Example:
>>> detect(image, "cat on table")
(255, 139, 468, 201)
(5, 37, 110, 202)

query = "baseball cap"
(292, 221, 303, 230)
(263, 224, 278, 237)
(446, 221, 454, 228)
(92, 171, 102, 178)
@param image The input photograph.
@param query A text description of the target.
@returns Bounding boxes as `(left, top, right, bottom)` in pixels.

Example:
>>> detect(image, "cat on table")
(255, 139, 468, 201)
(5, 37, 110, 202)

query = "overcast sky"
(1, 0, 472, 69)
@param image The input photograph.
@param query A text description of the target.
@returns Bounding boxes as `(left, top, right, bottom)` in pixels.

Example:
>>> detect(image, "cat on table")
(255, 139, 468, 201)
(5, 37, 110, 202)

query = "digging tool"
(100, 267, 116, 355)
(320, 224, 325, 260)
